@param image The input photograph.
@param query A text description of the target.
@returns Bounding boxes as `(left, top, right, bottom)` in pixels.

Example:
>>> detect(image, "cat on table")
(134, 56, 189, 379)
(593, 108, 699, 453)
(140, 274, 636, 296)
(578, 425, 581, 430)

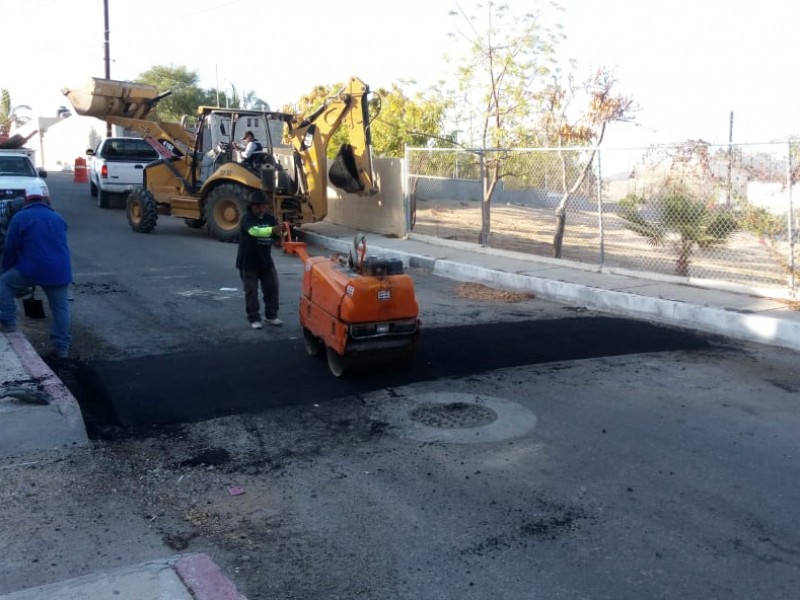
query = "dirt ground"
(411, 198, 798, 295)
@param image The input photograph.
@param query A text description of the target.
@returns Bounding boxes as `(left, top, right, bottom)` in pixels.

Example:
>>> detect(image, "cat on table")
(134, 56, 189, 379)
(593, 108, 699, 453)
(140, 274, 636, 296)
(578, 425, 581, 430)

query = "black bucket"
(22, 289, 46, 319)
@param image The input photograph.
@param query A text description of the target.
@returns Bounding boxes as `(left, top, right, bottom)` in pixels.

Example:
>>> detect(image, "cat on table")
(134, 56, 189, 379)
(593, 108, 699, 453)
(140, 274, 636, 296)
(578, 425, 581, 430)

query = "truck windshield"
(105, 139, 160, 160)
(0, 156, 36, 177)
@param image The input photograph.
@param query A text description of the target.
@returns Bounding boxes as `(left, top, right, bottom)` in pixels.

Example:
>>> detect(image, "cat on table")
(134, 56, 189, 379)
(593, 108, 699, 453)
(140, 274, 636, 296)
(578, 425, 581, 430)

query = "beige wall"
(325, 157, 406, 237)
(39, 116, 110, 171)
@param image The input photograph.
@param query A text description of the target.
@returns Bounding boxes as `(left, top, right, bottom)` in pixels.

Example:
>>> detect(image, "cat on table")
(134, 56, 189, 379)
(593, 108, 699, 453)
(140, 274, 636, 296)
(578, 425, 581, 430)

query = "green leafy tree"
(0, 89, 32, 135)
(241, 90, 270, 111)
(445, 1, 562, 246)
(282, 81, 447, 158)
(618, 189, 738, 277)
(135, 65, 223, 121)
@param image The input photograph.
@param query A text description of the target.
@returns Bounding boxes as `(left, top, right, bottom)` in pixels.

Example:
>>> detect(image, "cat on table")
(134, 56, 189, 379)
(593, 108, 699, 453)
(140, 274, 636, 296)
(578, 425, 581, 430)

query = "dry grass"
(455, 282, 536, 303)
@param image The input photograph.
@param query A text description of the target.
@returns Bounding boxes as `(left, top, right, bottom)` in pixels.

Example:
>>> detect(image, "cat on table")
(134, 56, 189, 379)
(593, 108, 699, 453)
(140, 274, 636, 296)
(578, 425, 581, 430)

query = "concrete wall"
(38, 116, 113, 171)
(325, 158, 407, 237)
(412, 176, 587, 209)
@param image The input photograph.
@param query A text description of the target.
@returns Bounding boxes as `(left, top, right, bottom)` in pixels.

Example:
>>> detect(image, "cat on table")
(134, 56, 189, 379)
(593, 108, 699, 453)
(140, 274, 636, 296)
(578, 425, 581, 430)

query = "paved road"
(3, 173, 798, 600)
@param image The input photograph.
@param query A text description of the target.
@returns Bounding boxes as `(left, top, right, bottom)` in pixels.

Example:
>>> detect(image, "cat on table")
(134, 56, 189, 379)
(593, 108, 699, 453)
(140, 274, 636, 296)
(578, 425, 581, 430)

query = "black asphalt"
(54, 317, 710, 436)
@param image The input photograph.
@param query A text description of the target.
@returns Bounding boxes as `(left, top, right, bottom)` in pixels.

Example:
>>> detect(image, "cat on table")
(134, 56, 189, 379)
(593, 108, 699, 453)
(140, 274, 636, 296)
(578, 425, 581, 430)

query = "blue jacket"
(2, 201, 72, 286)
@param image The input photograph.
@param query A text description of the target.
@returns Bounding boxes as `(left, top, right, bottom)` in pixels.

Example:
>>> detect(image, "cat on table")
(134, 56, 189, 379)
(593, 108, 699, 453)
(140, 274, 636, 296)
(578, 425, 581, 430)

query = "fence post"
(403, 146, 411, 234)
(597, 148, 605, 269)
(788, 142, 796, 296)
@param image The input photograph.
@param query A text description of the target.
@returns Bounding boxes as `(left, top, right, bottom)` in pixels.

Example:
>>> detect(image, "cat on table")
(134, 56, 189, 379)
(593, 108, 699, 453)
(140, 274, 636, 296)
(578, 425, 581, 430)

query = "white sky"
(5, 0, 798, 148)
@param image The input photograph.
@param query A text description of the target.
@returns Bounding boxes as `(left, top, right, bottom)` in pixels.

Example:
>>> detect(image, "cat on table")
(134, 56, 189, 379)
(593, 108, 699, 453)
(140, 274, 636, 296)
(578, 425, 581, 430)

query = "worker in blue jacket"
(0, 194, 73, 358)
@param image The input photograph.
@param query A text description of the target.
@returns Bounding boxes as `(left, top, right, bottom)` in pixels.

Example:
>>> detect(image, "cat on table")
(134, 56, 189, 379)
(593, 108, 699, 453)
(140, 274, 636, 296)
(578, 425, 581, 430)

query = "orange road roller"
(283, 228, 421, 377)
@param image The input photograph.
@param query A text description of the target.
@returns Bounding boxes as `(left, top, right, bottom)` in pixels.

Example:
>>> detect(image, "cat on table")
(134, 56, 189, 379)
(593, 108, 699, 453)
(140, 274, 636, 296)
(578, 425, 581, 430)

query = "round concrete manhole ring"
(376, 391, 537, 444)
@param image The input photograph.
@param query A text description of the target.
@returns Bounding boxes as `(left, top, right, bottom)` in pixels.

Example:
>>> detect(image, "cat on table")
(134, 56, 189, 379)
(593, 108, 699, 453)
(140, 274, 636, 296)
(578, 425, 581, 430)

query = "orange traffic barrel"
(73, 157, 88, 183)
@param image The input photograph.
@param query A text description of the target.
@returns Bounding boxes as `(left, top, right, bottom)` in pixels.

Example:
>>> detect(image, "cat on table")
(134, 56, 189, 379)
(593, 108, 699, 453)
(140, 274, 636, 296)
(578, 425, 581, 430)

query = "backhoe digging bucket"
(62, 78, 162, 120)
(329, 144, 364, 194)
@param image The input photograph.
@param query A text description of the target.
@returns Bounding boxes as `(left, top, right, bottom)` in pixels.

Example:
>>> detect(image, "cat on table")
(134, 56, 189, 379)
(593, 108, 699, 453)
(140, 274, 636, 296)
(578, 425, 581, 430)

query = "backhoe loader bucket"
(62, 77, 161, 120)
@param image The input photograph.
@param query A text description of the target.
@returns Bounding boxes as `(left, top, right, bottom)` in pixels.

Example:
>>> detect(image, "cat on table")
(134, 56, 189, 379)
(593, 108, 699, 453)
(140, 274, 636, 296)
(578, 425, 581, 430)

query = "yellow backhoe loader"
(62, 77, 379, 242)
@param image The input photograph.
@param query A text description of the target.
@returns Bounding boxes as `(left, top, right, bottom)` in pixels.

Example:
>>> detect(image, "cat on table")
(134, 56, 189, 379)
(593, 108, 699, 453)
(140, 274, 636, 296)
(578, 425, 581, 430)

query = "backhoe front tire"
(204, 183, 249, 243)
(126, 187, 158, 234)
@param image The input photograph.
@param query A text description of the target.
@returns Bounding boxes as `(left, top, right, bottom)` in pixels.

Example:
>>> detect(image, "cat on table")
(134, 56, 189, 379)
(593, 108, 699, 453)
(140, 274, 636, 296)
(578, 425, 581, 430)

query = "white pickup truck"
(0, 150, 49, 202)
(86, 137, 160, 208)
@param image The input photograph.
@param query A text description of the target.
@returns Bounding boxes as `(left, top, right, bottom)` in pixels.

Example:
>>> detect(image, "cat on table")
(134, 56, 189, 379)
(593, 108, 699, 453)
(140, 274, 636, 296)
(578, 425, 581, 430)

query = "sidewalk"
(0, 330, 87, 457)
(1, 221, 799, 599)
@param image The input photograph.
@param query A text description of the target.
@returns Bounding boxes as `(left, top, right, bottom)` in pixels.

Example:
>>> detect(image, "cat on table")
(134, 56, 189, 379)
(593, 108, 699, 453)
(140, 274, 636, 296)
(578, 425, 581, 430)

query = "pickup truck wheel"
(98, 189, 111, 209)
(204, 183, 249, 243)
(126, 188, 158, 233)
(90, 180, 98, 197)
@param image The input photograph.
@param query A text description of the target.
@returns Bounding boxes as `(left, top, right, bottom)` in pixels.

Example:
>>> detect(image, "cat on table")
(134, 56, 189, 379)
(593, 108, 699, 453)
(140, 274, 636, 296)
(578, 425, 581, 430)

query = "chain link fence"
(406, 144, 798, 299)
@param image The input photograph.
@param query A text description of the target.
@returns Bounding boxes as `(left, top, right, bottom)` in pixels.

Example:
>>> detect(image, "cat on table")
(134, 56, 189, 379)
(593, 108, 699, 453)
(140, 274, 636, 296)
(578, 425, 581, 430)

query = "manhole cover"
(409, 401, 497, 428)
(371, 391, 537, 444)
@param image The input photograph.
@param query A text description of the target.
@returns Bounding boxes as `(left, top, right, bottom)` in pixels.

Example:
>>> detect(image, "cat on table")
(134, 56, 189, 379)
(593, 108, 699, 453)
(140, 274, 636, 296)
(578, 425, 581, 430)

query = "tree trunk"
(479, 154, 499, 247)
(479, 195, 491, 246)
(553, 210, 567, 258)
(552, 123, 606, 259)
(675, 240, 692, 277)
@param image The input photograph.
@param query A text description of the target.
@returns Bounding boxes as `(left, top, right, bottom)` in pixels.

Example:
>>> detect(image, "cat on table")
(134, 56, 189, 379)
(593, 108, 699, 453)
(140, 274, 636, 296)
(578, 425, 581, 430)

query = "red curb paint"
(5, 332, 76, 407)
(174, 553, 247, 600)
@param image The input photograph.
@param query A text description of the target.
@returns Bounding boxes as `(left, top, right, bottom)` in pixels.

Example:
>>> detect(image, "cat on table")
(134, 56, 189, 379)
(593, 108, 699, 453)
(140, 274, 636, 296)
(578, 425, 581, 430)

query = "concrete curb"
(301, 230, 800, 352)
(0, 553, 247, 600)
(0, 331, 88, 457)
(434, 260, 800, 352)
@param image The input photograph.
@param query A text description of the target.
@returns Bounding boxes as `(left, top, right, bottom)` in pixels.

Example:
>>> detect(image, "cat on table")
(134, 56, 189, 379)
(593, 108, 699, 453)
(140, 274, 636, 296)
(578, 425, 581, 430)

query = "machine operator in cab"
(233, 131, 263, 169)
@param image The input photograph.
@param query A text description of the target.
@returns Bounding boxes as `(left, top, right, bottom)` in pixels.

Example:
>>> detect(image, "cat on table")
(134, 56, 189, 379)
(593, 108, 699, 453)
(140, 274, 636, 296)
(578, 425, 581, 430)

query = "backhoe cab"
(62, 77, 379, 242)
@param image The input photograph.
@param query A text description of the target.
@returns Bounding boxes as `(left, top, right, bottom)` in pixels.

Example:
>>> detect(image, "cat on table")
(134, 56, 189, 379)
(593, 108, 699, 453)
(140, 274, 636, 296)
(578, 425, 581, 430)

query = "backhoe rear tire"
(126, 187, 158, 234)
(204, 183, 249, 243)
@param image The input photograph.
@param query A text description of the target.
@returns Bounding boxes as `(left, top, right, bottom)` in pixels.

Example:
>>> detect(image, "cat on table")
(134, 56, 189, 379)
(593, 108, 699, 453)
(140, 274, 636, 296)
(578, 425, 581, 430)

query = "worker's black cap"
(249, 190, 268, 205)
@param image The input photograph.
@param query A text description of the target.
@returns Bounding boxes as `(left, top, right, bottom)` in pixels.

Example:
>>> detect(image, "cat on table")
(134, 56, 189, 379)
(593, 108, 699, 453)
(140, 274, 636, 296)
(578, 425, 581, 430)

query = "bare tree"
(541, 68, 635, 258)
(446, 1, 562, 246)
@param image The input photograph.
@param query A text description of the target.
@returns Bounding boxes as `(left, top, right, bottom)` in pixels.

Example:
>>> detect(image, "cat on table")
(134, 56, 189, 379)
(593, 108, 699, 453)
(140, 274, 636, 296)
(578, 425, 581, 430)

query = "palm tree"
(618, 189, 739, 277)
(0, 89, 32, 135)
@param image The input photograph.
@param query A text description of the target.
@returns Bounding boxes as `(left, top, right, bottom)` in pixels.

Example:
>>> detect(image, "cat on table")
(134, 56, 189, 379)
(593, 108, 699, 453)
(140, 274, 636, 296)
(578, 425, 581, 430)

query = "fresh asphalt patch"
(57, 316, 711, 437)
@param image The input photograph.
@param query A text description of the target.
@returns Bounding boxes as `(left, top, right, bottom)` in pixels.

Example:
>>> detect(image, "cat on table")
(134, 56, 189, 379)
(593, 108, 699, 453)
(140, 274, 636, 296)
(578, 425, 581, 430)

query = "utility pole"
(103, 0, 111, 136)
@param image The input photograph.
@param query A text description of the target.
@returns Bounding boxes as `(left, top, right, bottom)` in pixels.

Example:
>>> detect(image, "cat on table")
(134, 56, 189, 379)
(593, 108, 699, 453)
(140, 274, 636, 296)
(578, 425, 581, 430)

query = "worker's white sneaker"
(264, 317, 283, 327)
(250, 321, 264, 330)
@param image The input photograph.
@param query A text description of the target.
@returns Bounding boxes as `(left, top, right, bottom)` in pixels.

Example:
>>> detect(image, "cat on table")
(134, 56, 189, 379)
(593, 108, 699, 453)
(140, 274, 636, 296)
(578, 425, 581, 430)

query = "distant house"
(13, 115, 125, 171)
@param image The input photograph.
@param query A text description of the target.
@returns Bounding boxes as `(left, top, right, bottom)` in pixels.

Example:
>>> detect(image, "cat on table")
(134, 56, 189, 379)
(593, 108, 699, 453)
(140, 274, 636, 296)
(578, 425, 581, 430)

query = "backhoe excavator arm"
(62, 78, 195, 157)
(287, 77, 379, 207)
